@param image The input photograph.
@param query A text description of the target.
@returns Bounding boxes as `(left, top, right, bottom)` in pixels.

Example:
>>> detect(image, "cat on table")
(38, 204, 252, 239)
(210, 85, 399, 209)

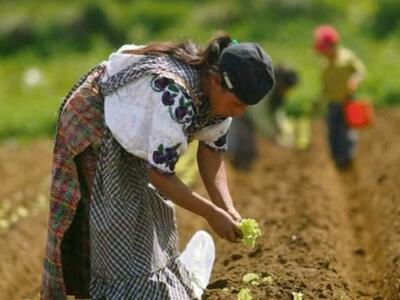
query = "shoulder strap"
(99, 55, 203, 104)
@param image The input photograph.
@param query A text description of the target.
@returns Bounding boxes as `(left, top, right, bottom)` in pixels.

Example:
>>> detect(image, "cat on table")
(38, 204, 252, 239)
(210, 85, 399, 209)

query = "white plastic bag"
(180, 231, 215, 299)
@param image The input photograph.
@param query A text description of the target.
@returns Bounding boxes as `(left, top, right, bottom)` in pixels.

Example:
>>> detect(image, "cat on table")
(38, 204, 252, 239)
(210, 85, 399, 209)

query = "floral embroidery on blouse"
(151, 76, 195, 129)
(202, 132, 229, 152)
(214, 133, 228, 148)
(152, 142, 181, 172)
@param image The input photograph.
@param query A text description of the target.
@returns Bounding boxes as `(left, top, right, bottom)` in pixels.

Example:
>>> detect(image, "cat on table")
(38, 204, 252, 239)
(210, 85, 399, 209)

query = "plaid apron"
(41, 54, 223, 299)
(90, 128, 195, 299)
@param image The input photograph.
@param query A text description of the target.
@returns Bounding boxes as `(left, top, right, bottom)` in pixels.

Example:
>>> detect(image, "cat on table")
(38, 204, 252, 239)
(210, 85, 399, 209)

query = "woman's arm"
(148, 168, 241, 242)
(197, 142, 241, 222)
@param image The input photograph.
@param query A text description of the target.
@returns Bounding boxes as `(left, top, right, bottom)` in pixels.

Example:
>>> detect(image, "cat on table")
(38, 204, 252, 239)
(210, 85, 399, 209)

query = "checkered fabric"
(89, 128, 195, 299)
(100, 56, 202, 100)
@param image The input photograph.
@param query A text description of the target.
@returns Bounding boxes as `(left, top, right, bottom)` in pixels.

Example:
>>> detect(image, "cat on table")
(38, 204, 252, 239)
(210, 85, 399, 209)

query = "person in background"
(227, 66, 298, 169)
(40, 32, 274, 300)
(227, 111, 257, 170)
(264, 65, 298, 146)
(313, 25, 366, 169)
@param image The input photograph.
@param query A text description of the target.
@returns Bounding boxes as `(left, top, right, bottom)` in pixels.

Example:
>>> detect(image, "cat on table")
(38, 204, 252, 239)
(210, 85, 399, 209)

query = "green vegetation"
(292, 291, 304, 300)
(242, 273, 261, 285)
(1, 0, 399, 140)
(237, 287, 253, 300)
(239, 218, 262, 248)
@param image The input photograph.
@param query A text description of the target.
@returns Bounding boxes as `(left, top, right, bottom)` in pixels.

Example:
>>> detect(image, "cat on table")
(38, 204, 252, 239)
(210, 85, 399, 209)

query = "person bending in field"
(40, 32, 274, 300)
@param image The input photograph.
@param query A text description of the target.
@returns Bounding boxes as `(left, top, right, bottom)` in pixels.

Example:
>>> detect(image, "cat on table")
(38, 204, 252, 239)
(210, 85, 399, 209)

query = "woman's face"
(208, 74, 247, 117)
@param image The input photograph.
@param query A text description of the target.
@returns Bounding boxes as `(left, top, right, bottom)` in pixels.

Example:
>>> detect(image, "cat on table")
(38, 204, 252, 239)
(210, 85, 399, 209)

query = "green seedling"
(262, 275, 273, 284)
(292, 291, 304, 300)
(237, 288, 252, 300)
(239, 218, 261, 248)
(243, 273, 260, 286)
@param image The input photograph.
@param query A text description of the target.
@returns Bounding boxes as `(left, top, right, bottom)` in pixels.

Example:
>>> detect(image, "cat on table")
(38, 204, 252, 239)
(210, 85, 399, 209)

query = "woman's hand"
(207, 206, 242, 242)
(226, 206, 242, 223)
(347, 78, 358, 93)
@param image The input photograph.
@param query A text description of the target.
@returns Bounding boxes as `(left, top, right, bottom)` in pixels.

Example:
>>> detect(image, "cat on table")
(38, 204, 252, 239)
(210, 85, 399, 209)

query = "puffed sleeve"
(147, 76, 196, 175)
(194, 117, 232, 151)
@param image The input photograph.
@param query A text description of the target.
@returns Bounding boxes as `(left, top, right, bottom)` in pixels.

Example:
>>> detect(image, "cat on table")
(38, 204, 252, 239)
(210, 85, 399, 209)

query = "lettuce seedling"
(237, 288, 252, 300)
(242, 273, 260, 286)
(239, 218, 261, 248)
(292, 291, 303, 300)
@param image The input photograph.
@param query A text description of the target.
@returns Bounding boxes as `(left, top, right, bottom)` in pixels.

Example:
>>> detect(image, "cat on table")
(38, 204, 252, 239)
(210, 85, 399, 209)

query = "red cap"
(313, 25, 339, 53)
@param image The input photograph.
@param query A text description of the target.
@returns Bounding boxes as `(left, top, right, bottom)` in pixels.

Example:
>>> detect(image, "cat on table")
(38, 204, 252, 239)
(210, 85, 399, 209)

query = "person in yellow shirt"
(314, 25, 366, 169)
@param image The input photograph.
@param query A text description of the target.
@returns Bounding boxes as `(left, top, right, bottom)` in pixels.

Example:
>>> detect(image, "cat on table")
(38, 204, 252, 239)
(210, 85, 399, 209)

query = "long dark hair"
(122, 32, 233, 73)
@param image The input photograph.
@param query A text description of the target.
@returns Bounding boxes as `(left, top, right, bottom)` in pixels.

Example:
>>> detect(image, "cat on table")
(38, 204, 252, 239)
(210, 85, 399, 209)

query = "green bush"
(0, 20, 37, 55)
(372, 0, 400, 38)
(0, 0, 399, 141)
(0, 3, 124, 56)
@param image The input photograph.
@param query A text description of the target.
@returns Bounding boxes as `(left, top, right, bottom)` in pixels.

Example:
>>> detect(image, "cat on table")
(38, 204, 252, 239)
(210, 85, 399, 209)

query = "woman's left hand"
(226, 206, 242, 223)
(347, 78, 358, 93)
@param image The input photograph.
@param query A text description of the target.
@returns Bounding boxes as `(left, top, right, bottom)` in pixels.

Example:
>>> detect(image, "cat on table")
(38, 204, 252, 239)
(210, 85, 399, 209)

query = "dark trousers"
(327, 102, 356, 168)
(227, 115, 257, 170)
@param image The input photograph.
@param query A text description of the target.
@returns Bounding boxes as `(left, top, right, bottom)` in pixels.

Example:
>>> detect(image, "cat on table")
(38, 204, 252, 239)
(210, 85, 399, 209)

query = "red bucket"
(344, 100, 374, 128)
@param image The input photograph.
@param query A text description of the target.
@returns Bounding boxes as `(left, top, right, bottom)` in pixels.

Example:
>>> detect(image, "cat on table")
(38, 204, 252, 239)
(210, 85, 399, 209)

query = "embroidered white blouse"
(103, 45, 232, 174)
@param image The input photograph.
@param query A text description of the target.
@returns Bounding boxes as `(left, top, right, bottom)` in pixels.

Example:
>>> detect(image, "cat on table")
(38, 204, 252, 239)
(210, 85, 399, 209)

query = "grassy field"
(1, 0, 399, 140)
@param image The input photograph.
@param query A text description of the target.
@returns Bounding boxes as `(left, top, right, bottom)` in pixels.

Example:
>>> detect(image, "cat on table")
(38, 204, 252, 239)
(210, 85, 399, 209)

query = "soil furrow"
(0, 109, 399, 299)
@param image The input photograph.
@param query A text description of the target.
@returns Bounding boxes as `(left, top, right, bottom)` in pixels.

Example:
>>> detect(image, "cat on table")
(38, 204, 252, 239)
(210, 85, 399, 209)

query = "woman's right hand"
(207, 205, 242, 242)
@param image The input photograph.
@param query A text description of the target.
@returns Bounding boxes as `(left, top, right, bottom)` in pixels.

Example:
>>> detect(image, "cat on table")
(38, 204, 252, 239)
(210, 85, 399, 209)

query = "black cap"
(219, 43, 275, 105)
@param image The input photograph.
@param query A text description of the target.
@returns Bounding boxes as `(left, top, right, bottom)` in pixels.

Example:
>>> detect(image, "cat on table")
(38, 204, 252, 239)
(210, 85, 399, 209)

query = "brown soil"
(1, 109, 399, 300)
(0, 139, 52, 300)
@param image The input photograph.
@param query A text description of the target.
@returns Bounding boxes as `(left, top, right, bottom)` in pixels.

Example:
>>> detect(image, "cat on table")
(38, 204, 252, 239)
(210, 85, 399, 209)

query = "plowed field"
(1, 109, 399, 300)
